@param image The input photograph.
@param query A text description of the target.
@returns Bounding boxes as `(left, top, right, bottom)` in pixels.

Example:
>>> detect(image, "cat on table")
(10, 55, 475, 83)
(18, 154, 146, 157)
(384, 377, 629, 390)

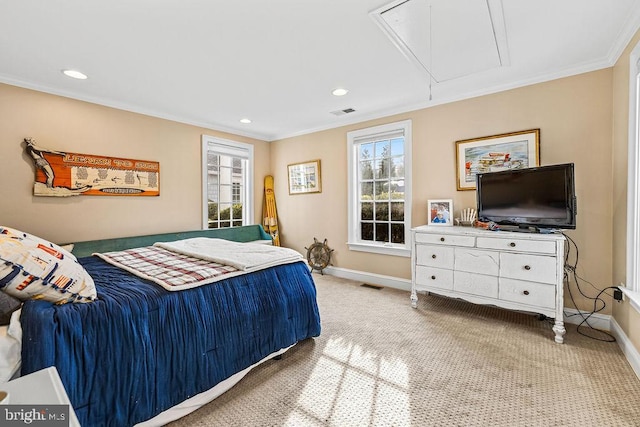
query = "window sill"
(620, 287, 640, 313)
(347, 242, 410, 257)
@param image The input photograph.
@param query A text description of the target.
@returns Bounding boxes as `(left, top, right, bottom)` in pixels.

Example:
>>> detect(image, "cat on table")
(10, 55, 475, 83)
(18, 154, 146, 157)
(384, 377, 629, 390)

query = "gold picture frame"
(455, 129, 540, 191)
(287, 159, 321, 195)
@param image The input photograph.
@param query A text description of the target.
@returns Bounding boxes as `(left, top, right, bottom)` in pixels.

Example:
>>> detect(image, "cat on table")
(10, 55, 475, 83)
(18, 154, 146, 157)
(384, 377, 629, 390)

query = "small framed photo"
(428, 199, 453, 226)
(287, 159, 321, 195)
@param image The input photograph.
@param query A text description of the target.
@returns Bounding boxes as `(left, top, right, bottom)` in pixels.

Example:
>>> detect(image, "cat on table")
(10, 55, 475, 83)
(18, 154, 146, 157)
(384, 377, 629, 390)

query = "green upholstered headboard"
(68, 225, 272, 258)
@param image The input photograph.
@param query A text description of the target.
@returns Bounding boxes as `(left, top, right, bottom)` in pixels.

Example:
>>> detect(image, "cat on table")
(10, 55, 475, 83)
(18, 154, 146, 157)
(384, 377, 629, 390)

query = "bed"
(1, 225, 321, 426)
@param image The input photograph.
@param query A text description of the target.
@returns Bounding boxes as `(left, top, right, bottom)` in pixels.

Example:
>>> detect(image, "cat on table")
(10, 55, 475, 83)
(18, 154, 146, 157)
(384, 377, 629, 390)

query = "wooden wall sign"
(24, 138, 160, 197)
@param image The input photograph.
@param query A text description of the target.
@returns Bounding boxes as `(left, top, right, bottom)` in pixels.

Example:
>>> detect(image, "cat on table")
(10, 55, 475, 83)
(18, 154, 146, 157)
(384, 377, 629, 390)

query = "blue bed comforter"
(20, 256, 321, 426)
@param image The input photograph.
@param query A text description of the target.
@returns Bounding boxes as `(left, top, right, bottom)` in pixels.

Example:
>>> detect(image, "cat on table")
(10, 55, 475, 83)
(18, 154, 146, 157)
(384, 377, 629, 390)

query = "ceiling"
(1, 0, 639, 142)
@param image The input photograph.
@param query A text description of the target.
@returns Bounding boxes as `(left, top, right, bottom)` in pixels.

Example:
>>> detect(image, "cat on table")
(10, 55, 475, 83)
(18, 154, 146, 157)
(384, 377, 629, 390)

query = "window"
(201, 135, 254, 229)
(623, 41, 640, 310)
(232, 182, 241, 204)
(347, 120, 412, 257)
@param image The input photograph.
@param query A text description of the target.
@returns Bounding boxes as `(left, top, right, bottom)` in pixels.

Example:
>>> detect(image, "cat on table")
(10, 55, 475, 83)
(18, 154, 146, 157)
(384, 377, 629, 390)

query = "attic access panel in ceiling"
(371, 0, 509, 83)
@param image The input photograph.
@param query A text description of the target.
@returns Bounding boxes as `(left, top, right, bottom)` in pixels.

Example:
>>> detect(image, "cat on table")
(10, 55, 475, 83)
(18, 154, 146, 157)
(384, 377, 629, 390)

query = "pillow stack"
(0, 226, 96, 304)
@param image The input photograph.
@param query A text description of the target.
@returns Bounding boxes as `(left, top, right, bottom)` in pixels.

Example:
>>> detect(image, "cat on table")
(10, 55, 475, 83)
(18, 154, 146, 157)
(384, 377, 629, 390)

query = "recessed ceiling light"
(240, 118, 252, 124)
(332, 88, 349, 96)
(62, 69, 88, 80)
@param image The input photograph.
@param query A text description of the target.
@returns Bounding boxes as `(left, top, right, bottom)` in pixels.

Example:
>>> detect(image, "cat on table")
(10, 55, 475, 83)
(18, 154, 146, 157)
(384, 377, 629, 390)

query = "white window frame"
(201, 135, 254, 230)
(623, 40, 640, 311)
(347, 120, 412, 257)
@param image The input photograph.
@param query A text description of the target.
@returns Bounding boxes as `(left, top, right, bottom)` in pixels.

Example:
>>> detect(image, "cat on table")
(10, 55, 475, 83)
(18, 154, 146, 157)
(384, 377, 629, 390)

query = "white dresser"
(411, 225, 566, 343)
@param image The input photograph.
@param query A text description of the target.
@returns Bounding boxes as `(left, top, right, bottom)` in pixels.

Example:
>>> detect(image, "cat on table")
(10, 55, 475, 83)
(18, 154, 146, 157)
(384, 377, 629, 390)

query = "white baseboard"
(322, 266, 411, 291)
(562, 308, 611, 331)
(610, 317, 640, 380)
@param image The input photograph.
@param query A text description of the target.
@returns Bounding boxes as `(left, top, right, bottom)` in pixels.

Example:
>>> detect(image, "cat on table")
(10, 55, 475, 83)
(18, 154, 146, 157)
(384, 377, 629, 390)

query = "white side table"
(0, 367, 80, 426)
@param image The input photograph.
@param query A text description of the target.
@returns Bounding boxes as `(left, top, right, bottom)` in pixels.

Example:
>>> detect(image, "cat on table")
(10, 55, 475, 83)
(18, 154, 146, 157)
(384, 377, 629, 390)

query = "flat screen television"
(476, 163, 576, 231)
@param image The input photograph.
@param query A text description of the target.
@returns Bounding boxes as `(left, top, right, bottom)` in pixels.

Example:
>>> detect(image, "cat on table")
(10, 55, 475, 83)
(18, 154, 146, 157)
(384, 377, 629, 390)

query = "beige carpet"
(169, 274, 640, 427)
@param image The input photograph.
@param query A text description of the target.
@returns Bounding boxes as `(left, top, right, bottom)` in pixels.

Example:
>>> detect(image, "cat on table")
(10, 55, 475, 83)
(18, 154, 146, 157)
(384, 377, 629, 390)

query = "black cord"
(561, 232, 617, 342)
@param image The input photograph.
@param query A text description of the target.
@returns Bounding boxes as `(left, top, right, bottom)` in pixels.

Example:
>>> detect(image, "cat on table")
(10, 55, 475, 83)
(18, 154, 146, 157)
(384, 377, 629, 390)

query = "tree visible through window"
(202, 136, 254, 230)
(348, 120, 412, 256)
(359, 137, 406, 243)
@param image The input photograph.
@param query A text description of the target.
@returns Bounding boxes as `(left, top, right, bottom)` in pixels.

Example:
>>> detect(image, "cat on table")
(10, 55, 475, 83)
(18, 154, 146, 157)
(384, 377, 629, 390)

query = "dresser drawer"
(416, 245, 454, 269)
(415, 266, 454, 291)
(454, 248, 499, 276)
(454, 271, 498, 298)
(500, 253, 557, 284)
(477, 237, 556, 255)
(415, 233, 475, 247)
(498, 278, 555, 309)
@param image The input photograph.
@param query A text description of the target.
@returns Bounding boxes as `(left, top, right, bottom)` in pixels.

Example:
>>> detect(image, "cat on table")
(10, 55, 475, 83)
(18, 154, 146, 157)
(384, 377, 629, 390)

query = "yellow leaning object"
(263, 175, 280, 246)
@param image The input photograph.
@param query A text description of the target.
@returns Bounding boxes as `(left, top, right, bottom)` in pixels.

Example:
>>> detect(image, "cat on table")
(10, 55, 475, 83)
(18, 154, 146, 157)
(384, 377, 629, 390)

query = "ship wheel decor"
(305, 238, 334, 274)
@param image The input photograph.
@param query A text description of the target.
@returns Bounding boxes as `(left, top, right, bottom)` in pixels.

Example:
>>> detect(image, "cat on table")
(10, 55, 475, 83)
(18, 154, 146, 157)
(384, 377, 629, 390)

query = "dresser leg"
(552, 320, 566, 344)
(410, 291, 418, 308)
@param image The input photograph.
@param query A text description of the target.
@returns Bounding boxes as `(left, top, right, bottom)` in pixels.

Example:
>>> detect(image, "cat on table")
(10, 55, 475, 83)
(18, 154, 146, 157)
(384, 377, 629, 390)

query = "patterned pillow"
(0, 226, 96, 304)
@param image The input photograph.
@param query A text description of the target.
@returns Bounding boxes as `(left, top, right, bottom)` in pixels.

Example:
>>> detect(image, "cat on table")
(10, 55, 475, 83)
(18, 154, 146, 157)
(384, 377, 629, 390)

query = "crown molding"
(0, 75, 269, 142)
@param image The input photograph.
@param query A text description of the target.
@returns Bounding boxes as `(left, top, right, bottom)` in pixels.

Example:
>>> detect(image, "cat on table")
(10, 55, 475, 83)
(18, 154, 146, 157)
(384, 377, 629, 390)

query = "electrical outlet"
(614, 288, 623, 301)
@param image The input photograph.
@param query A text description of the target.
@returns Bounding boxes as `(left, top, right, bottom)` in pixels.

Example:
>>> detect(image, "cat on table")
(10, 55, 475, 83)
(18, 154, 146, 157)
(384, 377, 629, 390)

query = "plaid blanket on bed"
(94, 246, 243, 291)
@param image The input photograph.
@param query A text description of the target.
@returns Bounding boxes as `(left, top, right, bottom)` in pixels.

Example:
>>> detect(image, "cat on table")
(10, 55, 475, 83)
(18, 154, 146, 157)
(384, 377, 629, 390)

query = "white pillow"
(0, 226, 96, 304)
(0, 309, 22, 382)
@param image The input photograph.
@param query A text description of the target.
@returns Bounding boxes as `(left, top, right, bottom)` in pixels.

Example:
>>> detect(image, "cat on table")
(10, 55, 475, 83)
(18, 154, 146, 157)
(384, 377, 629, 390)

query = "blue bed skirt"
(20, 257, 321, 426)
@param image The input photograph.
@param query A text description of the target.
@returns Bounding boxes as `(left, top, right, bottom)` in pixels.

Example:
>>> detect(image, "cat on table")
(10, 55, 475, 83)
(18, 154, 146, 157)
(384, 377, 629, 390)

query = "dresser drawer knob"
(431, 275, 436, 280)
(509, 242, 516, 247)
(523, 290, 530, 295)
(432, 254, 437, 259)
(440, 237, 445, 242)
(524, 265, 531, 271)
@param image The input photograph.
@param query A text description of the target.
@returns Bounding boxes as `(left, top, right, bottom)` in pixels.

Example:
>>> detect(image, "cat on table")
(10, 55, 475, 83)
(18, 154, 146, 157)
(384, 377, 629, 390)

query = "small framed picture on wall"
(287, 159, 322, 195)
(428, 199, 453, 226)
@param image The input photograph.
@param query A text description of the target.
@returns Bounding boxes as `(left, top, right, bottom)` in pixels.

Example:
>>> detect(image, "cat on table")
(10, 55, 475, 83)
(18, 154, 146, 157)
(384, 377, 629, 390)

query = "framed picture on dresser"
(428, 199, 453, 226)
